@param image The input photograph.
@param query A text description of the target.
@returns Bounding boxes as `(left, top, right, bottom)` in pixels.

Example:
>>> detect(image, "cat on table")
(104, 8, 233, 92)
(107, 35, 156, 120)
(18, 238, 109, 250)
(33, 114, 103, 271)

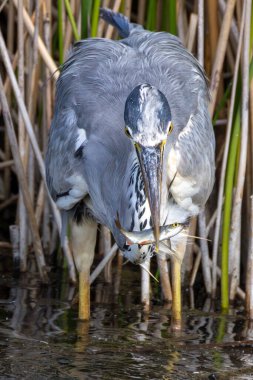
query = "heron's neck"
(124, 160, 152, 232)
(125, 169, 189, 226)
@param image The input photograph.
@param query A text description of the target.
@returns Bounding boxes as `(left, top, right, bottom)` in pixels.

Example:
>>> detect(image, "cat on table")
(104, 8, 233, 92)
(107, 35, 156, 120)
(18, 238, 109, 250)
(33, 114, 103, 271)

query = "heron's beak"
(135, 142, 165, 251)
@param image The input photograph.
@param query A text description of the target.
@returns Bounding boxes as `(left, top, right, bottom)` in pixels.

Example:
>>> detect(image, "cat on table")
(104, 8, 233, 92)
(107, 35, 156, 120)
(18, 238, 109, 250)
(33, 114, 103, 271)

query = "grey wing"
(45, 38, 132, 212)
(45, 107, 89, 210)
(167, 104, 215, 214)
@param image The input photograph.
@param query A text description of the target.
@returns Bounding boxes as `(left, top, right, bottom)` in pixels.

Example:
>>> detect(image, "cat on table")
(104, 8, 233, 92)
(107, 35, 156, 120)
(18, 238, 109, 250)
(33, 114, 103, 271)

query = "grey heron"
(46, 8, 215, 320)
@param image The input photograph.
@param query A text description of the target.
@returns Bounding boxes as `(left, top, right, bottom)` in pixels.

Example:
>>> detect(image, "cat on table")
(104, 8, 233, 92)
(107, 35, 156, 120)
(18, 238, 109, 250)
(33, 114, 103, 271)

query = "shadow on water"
(0, 257, 253, 379)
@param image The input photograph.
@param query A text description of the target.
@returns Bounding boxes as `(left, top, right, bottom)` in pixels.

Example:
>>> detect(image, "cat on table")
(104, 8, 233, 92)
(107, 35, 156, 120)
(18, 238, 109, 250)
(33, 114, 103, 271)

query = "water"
(0, 258, 253, 379)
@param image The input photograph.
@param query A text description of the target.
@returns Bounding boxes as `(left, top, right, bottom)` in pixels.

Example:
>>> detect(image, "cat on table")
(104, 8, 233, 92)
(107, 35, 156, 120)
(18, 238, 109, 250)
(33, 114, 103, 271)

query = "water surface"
(0, 258, 253, 379)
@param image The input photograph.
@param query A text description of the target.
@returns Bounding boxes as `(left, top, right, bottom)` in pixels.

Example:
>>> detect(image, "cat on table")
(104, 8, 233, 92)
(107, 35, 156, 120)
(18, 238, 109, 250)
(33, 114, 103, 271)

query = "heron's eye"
(168, 122, 173, 134)
(172, 222, 179, 228)
(125, 127, 131, 138)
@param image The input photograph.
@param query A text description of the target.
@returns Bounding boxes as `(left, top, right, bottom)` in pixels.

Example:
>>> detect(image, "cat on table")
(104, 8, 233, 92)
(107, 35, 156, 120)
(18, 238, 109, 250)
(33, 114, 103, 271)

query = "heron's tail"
(100, 8, 142, 38)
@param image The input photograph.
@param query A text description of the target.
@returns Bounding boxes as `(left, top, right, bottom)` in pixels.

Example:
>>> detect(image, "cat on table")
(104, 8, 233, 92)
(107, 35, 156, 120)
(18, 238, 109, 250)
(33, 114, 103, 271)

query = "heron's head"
(124, 84, 173, 250)
(123, 243, 155, 265)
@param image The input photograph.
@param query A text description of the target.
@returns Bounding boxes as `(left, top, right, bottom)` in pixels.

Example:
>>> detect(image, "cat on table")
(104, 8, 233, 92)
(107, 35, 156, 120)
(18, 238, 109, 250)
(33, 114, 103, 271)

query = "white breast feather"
(56, 174, 88, 210)
(167, 115, 200, 215)
(75, 128, 87, 151)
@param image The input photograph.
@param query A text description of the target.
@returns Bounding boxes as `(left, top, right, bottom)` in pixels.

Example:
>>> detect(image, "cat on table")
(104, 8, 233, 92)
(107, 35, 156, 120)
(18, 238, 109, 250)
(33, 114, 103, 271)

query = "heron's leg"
(70, 219, 97, 320)
(141, 257, 151, 312)
(102, 226, 112, 283)
(157, 252, 172, 302)
(171, 232, 188, 327)
(171, 256, 182, 324)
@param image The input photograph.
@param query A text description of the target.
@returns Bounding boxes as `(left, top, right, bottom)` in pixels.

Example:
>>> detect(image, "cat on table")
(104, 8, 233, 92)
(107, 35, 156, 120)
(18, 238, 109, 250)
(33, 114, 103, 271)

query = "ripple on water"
(0, 270, 252, 379)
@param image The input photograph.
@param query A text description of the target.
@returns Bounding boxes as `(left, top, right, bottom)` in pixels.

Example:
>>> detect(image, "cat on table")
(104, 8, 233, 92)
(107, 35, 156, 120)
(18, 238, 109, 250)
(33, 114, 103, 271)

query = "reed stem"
(64, 0, 80, 40)
(0, 75, 48, 283)
(58, 0, 64, 64)
(229, 0, 252, 301)
(146, 0, 156, 31)
(168, 0, 177, 35)
(221, 106, 240, 310)
(209, 0, 237, 118)
(81, 0, 92, 38)
(91, 0, 100, 37)
(17, 0, 27, 272)
(12, 0, 59, 79)
(212, 3, 246, 299)
(0, 29, 76, 283)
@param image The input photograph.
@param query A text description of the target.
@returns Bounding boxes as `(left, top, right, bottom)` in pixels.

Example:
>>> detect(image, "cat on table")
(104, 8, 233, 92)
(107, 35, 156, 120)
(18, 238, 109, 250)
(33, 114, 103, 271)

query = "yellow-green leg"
(157, 252, 172, 302)
(171, 234, 188, 328)
(171, 258, 182, 326)
(78, 270, 90, 320)
(71, 218, 97, 320)
(141, 257, 151, 313)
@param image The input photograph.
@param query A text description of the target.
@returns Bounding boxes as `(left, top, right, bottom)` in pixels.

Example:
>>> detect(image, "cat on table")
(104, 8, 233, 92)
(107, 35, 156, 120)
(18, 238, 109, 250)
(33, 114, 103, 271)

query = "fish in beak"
(115, 216, 185, 246)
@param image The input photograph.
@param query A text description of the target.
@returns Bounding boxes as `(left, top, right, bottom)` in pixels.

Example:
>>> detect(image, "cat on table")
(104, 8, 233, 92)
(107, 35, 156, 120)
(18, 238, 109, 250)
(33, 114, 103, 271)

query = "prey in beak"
(124, 83, 173, 251)
(115, 215, 185, 246)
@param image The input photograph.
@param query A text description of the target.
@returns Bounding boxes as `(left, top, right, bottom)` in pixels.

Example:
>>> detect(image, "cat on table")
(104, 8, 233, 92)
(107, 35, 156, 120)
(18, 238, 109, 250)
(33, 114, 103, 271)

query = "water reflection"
(0, 269, 253, 379)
